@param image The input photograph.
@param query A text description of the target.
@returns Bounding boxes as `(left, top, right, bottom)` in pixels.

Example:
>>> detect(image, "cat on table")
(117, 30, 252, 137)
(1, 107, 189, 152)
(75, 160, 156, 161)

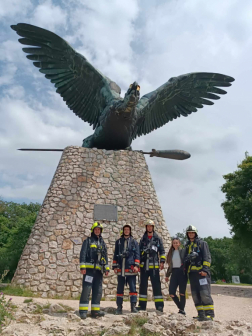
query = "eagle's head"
(126, 81, 140, 97)
(123, 82, 140, 110)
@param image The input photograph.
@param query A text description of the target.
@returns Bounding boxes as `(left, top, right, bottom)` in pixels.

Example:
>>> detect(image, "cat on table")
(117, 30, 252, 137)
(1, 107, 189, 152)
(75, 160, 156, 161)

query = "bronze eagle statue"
(11, 23, 235, 151)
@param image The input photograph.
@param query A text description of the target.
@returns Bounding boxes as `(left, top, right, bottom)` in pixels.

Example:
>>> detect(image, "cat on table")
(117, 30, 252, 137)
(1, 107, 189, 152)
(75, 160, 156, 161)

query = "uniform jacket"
(184, 237, 211, 275)
(112, 236, 140, 276)
(80, 233, 109, 272)
(139, 231, 166, 270)
(165, 248, 185, 278)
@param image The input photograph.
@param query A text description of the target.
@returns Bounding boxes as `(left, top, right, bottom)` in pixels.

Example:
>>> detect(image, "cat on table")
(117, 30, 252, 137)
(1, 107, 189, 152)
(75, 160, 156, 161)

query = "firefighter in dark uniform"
(79, 222, 110, 319)
(184, 225, 214, 321)
(137, 219, 166, 312)
(112, 224, 140, 315)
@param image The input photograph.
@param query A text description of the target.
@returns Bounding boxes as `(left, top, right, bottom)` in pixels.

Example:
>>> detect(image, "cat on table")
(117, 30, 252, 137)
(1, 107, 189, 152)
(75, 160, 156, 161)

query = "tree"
(0, 200, 41, 280)
(221, 153, 252, 247)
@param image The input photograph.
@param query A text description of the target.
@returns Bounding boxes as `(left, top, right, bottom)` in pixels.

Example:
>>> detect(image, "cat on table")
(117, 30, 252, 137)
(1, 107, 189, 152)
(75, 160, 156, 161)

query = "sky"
(0, 0, 252, 238)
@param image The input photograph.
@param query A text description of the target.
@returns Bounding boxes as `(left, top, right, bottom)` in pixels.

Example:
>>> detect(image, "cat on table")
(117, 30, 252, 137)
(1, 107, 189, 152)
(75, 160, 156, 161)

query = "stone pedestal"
(12, 146, 171, 298)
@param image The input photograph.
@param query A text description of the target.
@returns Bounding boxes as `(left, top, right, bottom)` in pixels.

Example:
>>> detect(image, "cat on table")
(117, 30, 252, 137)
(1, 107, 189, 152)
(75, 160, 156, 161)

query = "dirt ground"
(6, 294, 252, 323)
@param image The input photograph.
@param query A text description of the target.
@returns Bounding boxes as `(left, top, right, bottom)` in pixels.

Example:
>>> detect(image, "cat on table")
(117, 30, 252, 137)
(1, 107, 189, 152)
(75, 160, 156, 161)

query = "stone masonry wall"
(12, 146, 171, 299)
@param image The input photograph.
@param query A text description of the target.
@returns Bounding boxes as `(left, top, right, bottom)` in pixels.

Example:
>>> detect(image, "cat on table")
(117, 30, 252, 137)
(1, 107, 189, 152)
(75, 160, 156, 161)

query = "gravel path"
(6, 294, 252, 323)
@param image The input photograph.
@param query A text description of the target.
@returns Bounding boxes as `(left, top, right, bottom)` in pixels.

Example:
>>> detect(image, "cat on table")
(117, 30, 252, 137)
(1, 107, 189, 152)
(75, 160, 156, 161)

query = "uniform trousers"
(189, 272, 214, 318)
(138, 268, 164, 310)
(79, 269, 103, 314)
(116, 275, 137, 306)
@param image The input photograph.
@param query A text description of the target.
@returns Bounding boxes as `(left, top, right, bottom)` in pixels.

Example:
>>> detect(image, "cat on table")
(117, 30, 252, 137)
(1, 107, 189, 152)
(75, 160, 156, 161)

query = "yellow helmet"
(186, 225, 198, 237)
(145, 219, 155, 228)
(91, 222, 103, 233)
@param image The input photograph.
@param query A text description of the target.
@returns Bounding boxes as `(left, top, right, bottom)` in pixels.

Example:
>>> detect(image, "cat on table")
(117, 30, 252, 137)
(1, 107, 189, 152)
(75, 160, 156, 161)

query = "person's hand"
(81, 269, 86, 275)
(114, 269, 118, 274)
(133, 266, 139, 273)
(105, 271, 109, 276)
(159, 263, 164, 270)
(165, 277, 169, 282)
(199, 271, 207, 276)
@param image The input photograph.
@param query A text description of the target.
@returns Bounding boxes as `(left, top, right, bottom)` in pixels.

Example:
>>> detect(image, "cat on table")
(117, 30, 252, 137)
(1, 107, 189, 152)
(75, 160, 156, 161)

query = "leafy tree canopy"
(221, 153, 252, 247)
(0, 200, 41, 280)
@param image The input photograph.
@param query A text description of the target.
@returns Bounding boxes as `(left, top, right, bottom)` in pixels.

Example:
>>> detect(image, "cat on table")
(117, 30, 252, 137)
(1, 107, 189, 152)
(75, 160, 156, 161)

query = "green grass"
(1, 285, 37, 297)
(215, 281, 252, 286)
(32, 303, 44, 314)
(57, 303, 74, 313)
(23, 298, 33, 303)
(125, 316, 160, 336)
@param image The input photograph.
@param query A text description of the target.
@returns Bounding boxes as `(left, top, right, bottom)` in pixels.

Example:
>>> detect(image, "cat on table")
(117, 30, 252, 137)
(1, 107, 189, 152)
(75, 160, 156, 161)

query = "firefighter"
(137, 219, 166, 312)
(112, 224, 140, 315)
(79, 222, 110, 319)
(184, 225, 214, 321)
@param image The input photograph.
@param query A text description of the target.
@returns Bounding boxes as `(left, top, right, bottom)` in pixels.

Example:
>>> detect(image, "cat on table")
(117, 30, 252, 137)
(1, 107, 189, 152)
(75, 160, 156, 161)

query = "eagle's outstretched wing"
(11, 23, 121, 129)
(134, 72, 234, 138)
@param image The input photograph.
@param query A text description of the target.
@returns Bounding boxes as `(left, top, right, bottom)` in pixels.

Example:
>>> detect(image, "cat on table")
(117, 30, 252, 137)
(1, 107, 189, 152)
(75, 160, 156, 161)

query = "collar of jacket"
(143, 231, 158, 241)
(186, 237, 201, 246)
(91, 233, 102, 241)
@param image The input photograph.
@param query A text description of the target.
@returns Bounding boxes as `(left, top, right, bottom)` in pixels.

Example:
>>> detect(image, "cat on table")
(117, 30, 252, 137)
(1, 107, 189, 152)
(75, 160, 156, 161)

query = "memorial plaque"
(232, 276, 240, 284)
(94, 204, 118, 221)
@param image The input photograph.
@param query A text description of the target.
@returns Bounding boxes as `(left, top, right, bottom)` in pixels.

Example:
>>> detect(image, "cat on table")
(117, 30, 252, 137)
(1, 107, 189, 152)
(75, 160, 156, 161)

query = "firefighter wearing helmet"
(79, 222, 110, 319)
(136, 219, 166, 312)
(112, 224, 140, 315)
(184, 225, 214, 321)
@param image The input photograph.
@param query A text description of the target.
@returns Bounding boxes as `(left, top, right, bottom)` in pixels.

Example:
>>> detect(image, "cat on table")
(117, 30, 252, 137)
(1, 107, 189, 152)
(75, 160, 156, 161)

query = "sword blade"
(18, 149, 64, 151)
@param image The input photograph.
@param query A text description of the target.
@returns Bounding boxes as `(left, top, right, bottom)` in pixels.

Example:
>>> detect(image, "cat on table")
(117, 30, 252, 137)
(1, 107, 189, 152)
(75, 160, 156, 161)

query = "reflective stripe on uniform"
(190, 266, 203, 271)
(196, 305, 204, 311)
(140, 264, 159, 269)
(80, 263, 102, 270)
(105, 265, 110, 271)
(154, 295, 163, 302)
(129, 292, 137, 296)
(91, 304, 100, 311)
(139, 294, 147, 301)
(203, 305, 214, 310)
(203, 261, 211, 267)
(90, 244, 97, 248)
(160, 255, 166, 259)
(79, 303, 89, 311)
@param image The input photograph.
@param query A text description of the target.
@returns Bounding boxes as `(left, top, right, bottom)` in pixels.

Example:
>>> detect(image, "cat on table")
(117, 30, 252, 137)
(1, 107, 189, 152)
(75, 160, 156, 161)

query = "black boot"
(91, 310, 105, 318)
(79, 311, 87, 319)
(131, 302, 138, 313)
(136, 306, 146, 311)
(193, 312, 205, 321)
(178, 309, 186, 315)
(202, 315, 213, 321)
(115, 305, 123, 315)
(156, 306, 163, 313)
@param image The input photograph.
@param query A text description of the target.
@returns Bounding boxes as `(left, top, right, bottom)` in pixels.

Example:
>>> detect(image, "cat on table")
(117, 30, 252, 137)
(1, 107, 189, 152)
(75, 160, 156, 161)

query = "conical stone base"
(12, 146, 171, 298)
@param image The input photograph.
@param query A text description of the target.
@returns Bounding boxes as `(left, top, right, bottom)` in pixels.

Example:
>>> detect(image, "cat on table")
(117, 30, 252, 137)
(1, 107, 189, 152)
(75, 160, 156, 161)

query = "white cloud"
(0, 0, 32, 19)
(0, 63, 17, 86)
(30, 0, 67, 31)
